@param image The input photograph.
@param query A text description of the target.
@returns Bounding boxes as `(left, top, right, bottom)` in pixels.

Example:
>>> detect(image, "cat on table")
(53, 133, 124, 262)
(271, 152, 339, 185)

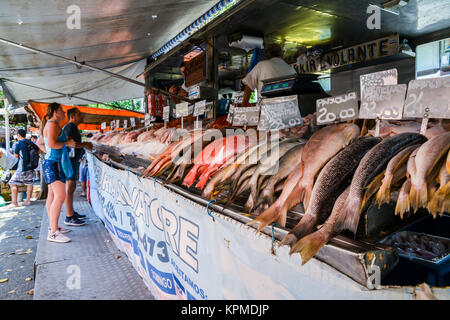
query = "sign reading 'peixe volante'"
(291, 34, 399, 74)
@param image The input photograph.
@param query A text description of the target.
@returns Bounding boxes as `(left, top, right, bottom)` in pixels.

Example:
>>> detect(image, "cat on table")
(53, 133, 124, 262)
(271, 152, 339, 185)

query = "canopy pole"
(3, 98, 10, 154)
(0, 37, 195, 104)
(2, 78, 144, 114)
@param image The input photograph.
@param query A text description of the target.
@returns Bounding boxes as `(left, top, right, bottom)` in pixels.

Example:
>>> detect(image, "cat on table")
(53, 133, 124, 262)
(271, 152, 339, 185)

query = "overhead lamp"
(152, 14, 157, 19)
(381, 0, 409, 9)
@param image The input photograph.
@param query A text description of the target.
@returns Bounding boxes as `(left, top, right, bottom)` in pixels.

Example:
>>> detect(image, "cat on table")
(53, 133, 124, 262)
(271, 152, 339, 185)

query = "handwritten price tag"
(359, 84, 407, 120)
(403, 77, 450, 119)
(101, 122, 106, 130)
(124, 119, 128, 129)
(176, 102, 189, 118)
(110, 121, 115, 130)
(193, 100, 206, 116)
(316, 92, 358, 124)
(130, 118, 136, 127)
(360, 68, 398, 101)
(115, 119, 120, 129)
(163, 106, 170, 121)
(260, 95, 303, 131)
(232, 106, 260, 126)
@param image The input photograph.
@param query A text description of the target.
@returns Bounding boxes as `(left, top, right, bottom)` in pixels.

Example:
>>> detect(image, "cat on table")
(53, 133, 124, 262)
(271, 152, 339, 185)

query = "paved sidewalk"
(33, 194, 154, 300)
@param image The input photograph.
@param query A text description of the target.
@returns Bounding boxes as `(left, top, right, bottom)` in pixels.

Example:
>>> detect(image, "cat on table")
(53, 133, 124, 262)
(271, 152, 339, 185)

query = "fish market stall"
(84, 0, 450, 300)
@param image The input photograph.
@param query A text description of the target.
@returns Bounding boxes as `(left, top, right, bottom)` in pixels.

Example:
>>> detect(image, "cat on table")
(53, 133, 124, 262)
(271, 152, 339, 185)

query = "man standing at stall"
(168, 61, 189, 104)
(241, 43, 297, 106)
(63, 107, 93, 226)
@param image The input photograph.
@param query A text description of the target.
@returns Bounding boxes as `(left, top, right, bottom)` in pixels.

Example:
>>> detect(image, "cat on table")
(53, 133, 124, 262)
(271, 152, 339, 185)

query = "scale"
(260, 74, 329, 116)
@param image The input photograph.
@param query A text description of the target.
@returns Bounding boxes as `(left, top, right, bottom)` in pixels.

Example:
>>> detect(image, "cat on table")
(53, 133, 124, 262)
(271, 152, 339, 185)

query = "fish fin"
(375, 174, 393, 207)
(409, 181, 428, 213)
(363, 172, 384, 209)
(279, 233, 298, 251)
(427, 182, 449, 218)
(338, 195, 361, 235)
(395, 179, 411, 219)
(290, 229, 331, 265)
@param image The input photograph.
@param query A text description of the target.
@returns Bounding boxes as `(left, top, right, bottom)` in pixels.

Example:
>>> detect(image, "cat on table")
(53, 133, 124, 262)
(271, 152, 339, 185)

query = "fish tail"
(338, 195, 362, 235)
(375, 174, 393, 207)
(254, 189, 274, 211)
(427, 182, 449, 218)
(195, 168, 214, 190)
(409, 181, 428, 213)
(395, 179, 411, 219)
(280, 233, 298, 250)
(290, 228, 331, 265)
(246, 202, 284, 234)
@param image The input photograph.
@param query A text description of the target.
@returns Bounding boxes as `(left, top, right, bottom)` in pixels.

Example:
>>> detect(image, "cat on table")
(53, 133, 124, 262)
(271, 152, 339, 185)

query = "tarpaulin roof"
(0, 0, 223, 106)
(28, 101, 144, 131)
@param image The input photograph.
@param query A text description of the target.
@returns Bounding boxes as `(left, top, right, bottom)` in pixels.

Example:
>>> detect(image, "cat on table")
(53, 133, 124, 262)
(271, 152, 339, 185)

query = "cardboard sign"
(360, 68, 398, 100)
(130, 118, 136, 127)
(115, 120, 120, 129)
(232, 106, 260, 126)
(260, 95, 303, 130)
(124, 119, 128, 129)
(101, 122, 106, 130)
(359, 84, 407, 120)
(193, 100, 206, 116)
(163, 106, 170, 121)
(403, 77, 450, 119)
(176, 102, 189, 118)
(316, 92, 358, 124)
(145, 113, 151, 126)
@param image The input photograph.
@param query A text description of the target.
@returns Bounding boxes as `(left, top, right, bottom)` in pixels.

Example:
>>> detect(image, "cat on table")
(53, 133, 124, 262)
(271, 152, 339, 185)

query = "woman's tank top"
(44, 120, 67, 161)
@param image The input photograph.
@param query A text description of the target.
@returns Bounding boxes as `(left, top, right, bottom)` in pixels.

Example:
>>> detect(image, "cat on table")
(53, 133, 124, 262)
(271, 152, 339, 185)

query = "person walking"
(40, 103, 77, 243)
(62, 108, 92, 224)
(8, 129, 38, 207)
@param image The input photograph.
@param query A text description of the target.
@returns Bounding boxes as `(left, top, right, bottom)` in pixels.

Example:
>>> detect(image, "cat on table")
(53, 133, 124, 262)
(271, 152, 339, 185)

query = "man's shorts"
(9, 170, 34, 186)
(42, 159, 66, 184)
(66, 159, 80, 181)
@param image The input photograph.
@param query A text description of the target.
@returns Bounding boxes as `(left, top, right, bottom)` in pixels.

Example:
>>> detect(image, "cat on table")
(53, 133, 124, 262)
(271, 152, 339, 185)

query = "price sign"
(163, 106, 170, 121)
(193, 100, 206, 116)
(316, 92, 358, 124)
(227, 104, 235, 123)
(360, 68, 398, 100)
(359, 84, 407, 119)
(260, 95, 303, 130)
(257, 105, 269, 131)
(115, 119, 120, 129)
(130, 117, 136, 127)
(232, 106, 260, 126)
(176, 102, 189, 118)
(233, 91, 245, 105)
(145, 113, 151, 126)
(403, 77, 450, 119)
(101, 122, 106, 130)
(124, 119, 128, 129)
(110, 120, 115, 130)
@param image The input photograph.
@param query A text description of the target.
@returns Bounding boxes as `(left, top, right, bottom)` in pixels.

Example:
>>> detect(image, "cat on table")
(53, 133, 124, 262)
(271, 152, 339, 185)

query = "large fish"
(375, 144, 422, 207)
(409, 132, 450, 212)
(243, 140, 301, 212)
(395, 178, 412, 219)
(289, 186, 351, 265)
(427, 156, 450, 217)
(247, 123, 360, 233)
(255, 144, 305, 209)
(280, 136, 381, 249)
(338, 133, 428, 235)
(295, 123, 360, 209)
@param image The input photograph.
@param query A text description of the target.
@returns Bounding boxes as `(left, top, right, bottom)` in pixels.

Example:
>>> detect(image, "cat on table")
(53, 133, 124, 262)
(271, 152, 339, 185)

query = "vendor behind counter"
(241, 43, 297, 106)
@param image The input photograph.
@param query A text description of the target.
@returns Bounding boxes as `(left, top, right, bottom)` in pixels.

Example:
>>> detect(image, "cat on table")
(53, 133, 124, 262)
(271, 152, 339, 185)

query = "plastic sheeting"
(0, 0, 222, 105)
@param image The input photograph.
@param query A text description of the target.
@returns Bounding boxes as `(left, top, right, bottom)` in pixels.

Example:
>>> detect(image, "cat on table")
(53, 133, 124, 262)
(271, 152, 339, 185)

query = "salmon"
(247, 123, 360, 233)
(289, 186, 351, 265)
(280, 136, 381, 249)
(338, 133, 427, 234)
(375, 144, 422, 207)
(409, 132, 450, 213)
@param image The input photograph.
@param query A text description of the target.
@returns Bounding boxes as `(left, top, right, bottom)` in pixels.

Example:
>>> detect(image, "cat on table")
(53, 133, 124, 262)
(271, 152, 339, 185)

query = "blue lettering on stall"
(104, 216, 115, 235)
(114, 226, 132, 244)
(146, 259, 176, 295)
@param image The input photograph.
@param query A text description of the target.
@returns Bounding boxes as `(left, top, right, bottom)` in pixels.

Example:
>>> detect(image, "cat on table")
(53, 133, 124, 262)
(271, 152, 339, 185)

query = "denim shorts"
(42, 159, 66, 184)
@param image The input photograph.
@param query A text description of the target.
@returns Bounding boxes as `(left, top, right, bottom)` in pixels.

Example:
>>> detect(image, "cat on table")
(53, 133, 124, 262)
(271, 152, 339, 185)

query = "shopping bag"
(61, 145, 73, 178)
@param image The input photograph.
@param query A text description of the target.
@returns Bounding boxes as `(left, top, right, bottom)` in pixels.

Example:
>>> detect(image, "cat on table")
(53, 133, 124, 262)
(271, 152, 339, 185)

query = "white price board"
(232, 106, 260, 127)
(124, 119, 128, 129)
(176, 102, 189, 118)
(193, 100, 206, 116)
(316, 92, 358, 124)
(130, 117, 136, 127)
(145, 113, 151, 126)
(359, 84, 407, 120)
(260, 95, 303, 130)
(360, 68, 398, 100)
(101, 122, 106, 130)
(110, 120, 115, 130)
(163, 106, 170, 121)
(227, 104, 235, 123)
(403, 77, 450, 119)
(115, 119, 120, 129)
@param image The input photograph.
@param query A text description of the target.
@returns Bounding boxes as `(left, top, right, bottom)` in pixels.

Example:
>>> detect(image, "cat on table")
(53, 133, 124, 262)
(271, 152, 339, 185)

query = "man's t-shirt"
(63, 122, 84, 161)
(242, 57, 297, 98)
(14, 139, 31, 172)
